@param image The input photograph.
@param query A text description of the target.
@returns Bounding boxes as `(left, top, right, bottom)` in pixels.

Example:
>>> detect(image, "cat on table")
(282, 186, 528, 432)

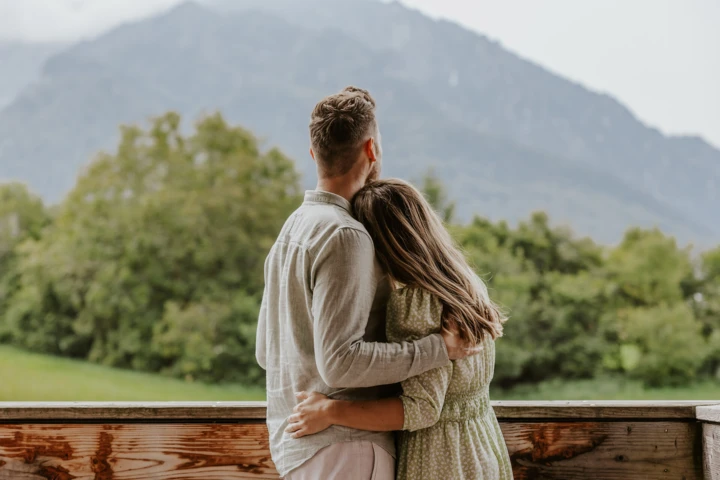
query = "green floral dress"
(387, 287, 513, 480)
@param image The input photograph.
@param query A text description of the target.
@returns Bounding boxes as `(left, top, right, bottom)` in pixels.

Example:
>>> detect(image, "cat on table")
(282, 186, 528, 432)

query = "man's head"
(309, 86, 382, 184)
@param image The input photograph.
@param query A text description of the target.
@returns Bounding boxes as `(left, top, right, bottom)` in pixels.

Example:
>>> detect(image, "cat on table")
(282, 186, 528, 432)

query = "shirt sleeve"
(255, 285, 268, 370)
(386, 288, 454, 432)
(255, 254, 271, 370)
(311, 227, 449, 389)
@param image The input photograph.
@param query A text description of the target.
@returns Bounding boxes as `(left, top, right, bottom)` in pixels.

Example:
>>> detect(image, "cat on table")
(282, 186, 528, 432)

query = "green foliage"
(420, 169, 456, 223)
(152, 293, 263, 384)
(610, 304, 706, 386)
(605, 228, 695, 306)
(697, 246, 720, 376)
(1, 116, 718, 391)
(0, 183, 50, 340)
(2, 112, 301, 385)
(451, 213, 717, 388)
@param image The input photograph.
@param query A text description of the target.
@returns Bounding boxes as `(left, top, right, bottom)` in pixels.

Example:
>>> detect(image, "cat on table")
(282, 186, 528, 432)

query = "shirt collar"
(303, 190, 352, 213)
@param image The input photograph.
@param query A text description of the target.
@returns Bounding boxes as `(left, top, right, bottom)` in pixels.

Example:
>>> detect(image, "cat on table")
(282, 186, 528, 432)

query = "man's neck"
(316, 176, 365, 202)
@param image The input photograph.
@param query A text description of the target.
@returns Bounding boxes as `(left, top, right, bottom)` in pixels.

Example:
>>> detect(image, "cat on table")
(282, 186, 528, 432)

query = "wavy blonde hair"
(352, 179, 506, 345)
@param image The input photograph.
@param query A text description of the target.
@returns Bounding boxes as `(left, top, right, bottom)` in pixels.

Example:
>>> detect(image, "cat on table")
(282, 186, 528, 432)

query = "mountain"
(211, 0, 720, 235)
(0, 41, 62, 108)
(0, 1, 716, 244)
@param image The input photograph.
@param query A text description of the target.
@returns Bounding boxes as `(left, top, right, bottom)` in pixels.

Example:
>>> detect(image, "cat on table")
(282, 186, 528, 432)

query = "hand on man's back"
(441, 328, 483, 360)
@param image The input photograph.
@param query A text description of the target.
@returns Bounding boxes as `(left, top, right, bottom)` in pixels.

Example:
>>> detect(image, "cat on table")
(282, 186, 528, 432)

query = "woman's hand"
(285, 391, 336, 438)
(442, 326, 483, 360)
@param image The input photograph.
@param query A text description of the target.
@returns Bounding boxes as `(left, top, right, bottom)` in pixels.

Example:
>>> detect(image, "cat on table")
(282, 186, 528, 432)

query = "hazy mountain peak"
(171, 0, 207, 13)
(0, 0, 717, 245)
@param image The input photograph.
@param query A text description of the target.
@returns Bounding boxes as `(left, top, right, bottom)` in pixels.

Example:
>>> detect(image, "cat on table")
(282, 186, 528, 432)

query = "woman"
(285, 179, 513, 480)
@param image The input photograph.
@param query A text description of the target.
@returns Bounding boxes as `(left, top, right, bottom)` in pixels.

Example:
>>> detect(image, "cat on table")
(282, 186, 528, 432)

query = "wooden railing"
(1, 401, 718, 479)
(700, 404, 720, 480)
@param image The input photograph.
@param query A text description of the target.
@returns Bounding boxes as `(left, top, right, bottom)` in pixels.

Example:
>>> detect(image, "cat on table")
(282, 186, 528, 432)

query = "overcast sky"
(1, 0, 718, 147)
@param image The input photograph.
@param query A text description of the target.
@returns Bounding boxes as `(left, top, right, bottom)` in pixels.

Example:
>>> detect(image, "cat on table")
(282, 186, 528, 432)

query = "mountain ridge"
(0, 0, 716, 244)
(0, 40, 63, 108)
(213, 0, 719, 223)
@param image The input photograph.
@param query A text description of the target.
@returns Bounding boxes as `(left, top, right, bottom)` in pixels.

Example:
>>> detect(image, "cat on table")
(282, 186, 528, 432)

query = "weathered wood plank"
(698, 405, 720, 424)
(2, 401, 717, 421)
(500, 421, 703, 480)
(0, 421, 705, 480)
(705, 423, 720, 480)
(1, 402, 716, 479)
(0, 423, 278, 479)
(493, 400, 719, 420)
(0, 402, 267, 421)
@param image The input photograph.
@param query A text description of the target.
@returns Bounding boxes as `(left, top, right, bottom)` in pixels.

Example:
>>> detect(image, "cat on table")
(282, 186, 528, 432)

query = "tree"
(599, 228, 709, 386)
(455, 213, 610, 386)
(604, 228, 695, 307)
(6, 112, 301, 384)
(509, 212, 603, 275)
(609, 304, 707, 387)
(696, 247, 720, 377)
(420, 169, 456, 223)
(0, 183, 50, 340)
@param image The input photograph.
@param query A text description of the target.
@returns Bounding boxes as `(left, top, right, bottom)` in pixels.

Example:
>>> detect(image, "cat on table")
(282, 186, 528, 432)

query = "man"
(256, 86, 475, 479)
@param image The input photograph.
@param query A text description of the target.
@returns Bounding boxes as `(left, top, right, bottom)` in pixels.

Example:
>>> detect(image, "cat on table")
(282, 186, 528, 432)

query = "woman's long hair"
(352, 179, 506, 345)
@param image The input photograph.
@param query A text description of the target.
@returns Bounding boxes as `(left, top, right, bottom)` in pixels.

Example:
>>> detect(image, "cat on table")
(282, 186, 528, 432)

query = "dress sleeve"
(386, 288, 454, 432)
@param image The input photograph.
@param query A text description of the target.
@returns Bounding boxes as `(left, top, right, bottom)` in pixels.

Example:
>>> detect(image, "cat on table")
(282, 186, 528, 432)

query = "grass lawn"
(492, 377, 720, 401)
(1, 345, 717, 401)
(0, 345, 265, 401)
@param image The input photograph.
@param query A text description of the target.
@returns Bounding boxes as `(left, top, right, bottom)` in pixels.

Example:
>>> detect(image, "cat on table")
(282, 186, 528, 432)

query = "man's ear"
(309, 148, 316, 162)
(364, 138, 377, 163)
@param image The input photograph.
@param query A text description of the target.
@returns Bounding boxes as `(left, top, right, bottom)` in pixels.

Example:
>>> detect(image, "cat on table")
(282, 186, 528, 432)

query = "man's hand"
(441, 328, 483, 360)
(285, 391, 336, 438)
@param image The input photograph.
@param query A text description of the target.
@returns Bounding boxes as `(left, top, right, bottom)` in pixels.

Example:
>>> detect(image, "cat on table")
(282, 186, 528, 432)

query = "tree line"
(1, 112, 718, 388)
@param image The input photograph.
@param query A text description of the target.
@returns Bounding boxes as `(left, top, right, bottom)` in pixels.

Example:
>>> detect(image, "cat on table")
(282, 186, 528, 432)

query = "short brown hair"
(309, 86, 379, 178)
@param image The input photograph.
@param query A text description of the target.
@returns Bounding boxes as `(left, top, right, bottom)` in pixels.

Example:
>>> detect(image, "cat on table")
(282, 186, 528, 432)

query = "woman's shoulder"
(390, 285, 432, 298)
(387, 287, 443, 339)
(389, 286, 442, 309)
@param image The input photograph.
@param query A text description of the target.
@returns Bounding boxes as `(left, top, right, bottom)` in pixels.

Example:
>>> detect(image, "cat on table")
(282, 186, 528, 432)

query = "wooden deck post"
(698, 405, 720, 480)
(0, 401, 718, 479)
